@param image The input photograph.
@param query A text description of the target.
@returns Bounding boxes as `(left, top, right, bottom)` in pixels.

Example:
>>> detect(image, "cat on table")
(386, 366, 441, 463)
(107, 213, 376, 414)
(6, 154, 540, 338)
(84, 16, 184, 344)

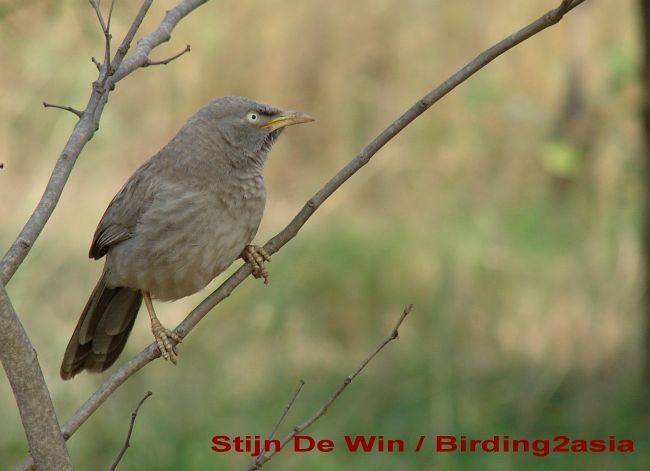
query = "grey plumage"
(61, 96, 313, 379)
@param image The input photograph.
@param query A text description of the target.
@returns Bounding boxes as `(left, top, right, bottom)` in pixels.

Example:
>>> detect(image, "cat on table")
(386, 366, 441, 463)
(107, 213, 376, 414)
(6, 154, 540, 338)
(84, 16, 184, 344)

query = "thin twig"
(247, 380, 305, 469)
(269, 381, 305, 440)
(248, 305, 413, 470)
(143, 45, 191, 67)
(42, 102, 84, 119)
(91, 56, 102, 71)
(109, 391, 153, 471)
(102, 0, 117, 75)
(89, 0, 112, 76)
(109, 0, 154, 76)
(106, 0, 116, 32)
(89, 0, 107, 33)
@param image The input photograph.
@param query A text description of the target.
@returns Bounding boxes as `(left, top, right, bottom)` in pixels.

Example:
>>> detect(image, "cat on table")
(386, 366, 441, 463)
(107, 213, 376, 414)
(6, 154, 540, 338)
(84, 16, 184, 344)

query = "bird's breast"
(106, 174, 266, 300)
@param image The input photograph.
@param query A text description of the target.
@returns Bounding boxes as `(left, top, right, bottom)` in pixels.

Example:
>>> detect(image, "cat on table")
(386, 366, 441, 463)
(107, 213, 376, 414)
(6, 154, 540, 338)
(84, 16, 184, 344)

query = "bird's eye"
(246, 112, 259, 123)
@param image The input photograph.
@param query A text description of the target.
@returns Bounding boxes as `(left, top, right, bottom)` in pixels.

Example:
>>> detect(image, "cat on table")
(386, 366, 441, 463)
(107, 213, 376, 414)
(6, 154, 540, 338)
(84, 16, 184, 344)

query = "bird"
(60, 96, 314, 380)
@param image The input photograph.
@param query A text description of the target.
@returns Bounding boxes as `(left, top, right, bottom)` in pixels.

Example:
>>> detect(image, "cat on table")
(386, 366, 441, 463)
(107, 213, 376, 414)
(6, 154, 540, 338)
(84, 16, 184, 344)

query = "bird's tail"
(60, 273, 142, 380)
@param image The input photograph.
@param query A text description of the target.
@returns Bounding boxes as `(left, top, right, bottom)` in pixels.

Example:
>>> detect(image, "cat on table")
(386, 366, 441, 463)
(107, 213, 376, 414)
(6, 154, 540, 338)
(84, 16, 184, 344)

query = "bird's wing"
(89, 159, 158, 260)
(89, 223, 132, 259)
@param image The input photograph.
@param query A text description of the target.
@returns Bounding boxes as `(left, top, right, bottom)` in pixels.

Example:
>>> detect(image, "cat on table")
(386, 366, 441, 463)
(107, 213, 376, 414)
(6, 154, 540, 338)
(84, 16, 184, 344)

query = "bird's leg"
(143, 291, 182, 364)
(241, 245, 271, 284)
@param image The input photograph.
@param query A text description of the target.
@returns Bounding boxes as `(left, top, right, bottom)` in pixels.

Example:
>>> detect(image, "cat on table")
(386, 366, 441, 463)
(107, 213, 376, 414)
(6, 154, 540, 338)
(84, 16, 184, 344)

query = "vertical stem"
(0, 284, 72, 470)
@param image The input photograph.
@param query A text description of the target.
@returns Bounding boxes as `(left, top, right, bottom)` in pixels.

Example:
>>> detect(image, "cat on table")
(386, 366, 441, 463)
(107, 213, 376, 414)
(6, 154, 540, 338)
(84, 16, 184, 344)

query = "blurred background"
(0, 0, 646, 469)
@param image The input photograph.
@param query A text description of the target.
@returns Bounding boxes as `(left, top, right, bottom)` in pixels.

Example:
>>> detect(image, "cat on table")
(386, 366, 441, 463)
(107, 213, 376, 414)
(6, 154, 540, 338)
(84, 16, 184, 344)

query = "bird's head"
(194, 96, 314, 167)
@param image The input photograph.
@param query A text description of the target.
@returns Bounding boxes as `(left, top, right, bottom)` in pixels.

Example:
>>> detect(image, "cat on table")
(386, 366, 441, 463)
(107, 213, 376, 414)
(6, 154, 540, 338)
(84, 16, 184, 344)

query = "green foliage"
(540, 139, 582, 178)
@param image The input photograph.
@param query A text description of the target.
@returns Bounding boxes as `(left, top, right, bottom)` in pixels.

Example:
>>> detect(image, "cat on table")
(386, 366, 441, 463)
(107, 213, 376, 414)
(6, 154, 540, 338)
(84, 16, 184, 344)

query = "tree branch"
(268, 380, 305, 440)
(107, 0, 153, 78)
(89, 0, 107, 34)
(42, 101, 84, 118)
(110, 391, 153, 470)
(0, 0, 209, 286)
(249, 304, 413, 470)
(0, 283, 72, 470)
(37, 0, 587, 459)
(143, 44, 191, 67)
(89, 0, 113, 78)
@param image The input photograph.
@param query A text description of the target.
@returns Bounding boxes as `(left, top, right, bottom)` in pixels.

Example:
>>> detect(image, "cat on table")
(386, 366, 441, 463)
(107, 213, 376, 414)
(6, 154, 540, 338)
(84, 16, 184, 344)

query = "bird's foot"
(151, 319, 182, 364)
(241, 245, 271, 284)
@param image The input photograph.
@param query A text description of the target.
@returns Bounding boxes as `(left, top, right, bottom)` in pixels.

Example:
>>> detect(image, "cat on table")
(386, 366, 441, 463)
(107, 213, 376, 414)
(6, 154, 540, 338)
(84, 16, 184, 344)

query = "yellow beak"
(261, 111, 315, 131)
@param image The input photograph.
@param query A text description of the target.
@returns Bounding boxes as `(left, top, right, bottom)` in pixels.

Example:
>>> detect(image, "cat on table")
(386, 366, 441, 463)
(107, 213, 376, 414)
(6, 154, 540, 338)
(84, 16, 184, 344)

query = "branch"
(35, 0, 587, 455)
(107, 0, 153, 78)
(143, 45, 191, 67)
(103, 0, 117, 75)
(110, 391, 153, 470)
(246, 380, 306, 470)
(268, 380, 305, 439)
(89, 0, 113, 76)
(0, 0, 209, 286)
(89, 0, 107, 34)
(42, 101, 84, 118)
(0, 283, 72, 469)
(249, 304, 413, 470)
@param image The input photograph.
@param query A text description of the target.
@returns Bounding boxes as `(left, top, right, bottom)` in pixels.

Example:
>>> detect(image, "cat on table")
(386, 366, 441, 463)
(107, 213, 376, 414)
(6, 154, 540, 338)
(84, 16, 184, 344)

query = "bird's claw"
(241, 245, 271, 284)
(151, 321, 182, 364)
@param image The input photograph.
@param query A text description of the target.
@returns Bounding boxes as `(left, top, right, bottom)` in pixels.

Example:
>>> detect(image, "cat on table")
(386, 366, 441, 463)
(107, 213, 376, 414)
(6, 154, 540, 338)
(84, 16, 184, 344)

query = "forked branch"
(144, 45, 191, 67)
(248, 305, 413, 470)
(110, 391, 153, 470)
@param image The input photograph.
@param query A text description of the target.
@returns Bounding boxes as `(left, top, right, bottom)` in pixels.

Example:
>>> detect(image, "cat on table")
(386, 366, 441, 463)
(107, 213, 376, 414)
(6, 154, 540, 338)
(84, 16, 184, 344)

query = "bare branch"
(560, 0, 579, 8)
(103, 1, 115, 73)
(42, 102, 84, 118)
(108, 0, 154, 77)
(106, 0, 116, 32)
(89, 0, 107, 34)
(91, 56, 102, 71)
(0, 0, 209, 286)
(31, 1, 588, 454)
(249, 305, 413, 470)
(0, 283, 72, 469)
(110, 391, 153, 471)
(269, 381, 305, 440)
(89, 0, 112, 74)
(143, 45, 191, 67)
(247, 380, 305, 470)
(109, 1, 208, 83)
